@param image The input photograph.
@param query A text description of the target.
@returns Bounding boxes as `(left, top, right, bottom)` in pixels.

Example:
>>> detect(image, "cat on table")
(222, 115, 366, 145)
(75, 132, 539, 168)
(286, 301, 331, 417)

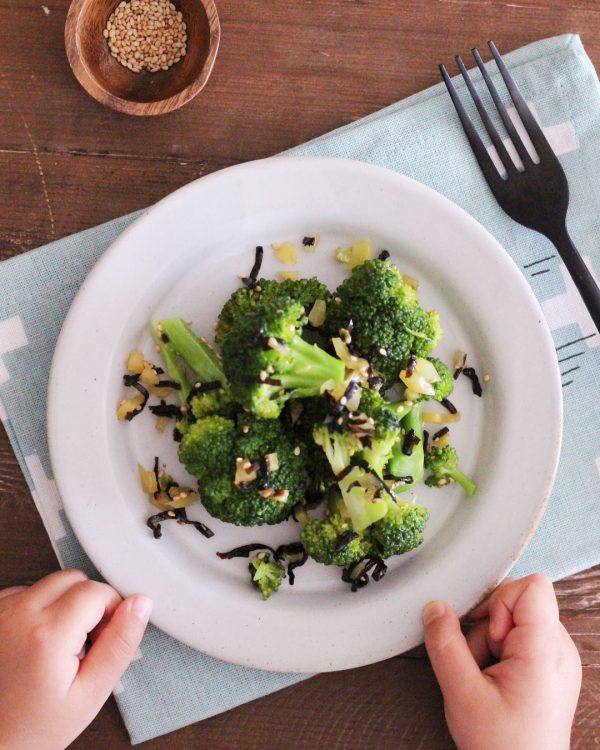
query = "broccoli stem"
(159, 319, 225, 384)
(447, 467, 477, 496)
(152, 324, 192, 401)
(387, 404, 424, 487)
(277, 336, 345, 396)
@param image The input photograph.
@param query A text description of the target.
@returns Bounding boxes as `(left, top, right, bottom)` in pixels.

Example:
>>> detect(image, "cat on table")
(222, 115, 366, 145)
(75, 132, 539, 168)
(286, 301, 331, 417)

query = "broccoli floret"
(325, 259, 442, 386)
(249, 552, 286, 599)
(178, 415, 306, 525)
(338, 466, 389, 532)
(424, 444, 476, 496)
(312, 424, 362, 477)
(291, 399, 337, 497)
(370, 496, 429, 557)
(387, 404, 425, 490)
(300, 511, 373, 566)
(222, 297, 345, 419)
(216, 277, 330, 345)
(355, 389, 407, 477)
(402, 357, 454, 403)
(189, 384, 236, 420)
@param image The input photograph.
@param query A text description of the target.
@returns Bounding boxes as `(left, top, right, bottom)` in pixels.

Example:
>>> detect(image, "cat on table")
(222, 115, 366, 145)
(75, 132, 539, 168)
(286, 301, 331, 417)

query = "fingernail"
(422, 600, 445, 626)
(129, 595, 153, 623)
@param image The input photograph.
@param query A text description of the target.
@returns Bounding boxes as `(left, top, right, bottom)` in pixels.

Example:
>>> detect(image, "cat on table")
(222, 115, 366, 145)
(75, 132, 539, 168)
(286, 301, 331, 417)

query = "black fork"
(440, 41, 600, 333)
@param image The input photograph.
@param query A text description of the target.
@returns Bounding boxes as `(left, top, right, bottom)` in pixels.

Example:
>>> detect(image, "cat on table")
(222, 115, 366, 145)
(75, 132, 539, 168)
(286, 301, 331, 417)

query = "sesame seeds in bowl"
(65, 0, 220, 116)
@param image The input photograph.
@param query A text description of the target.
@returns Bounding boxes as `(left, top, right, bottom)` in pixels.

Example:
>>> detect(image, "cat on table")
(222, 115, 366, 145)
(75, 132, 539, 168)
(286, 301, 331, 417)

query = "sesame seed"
(103, 0, 187, 74)
(293, 446, 301, 455)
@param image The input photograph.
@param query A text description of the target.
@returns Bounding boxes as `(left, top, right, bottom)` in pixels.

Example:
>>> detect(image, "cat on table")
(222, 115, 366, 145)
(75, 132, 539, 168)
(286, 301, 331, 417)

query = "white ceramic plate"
(48, 157, 561, 673)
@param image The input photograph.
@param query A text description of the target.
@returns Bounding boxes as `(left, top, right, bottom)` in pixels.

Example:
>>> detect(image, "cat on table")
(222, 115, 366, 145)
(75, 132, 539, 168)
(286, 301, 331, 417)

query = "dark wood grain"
(1, 1, 599, 748)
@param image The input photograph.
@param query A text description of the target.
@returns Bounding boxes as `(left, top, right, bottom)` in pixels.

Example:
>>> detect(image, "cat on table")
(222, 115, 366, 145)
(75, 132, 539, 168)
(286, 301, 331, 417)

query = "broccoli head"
(222, 297, 345, 419)
(400, 357, 454, 403)
(355, 388, 406, 477)
(300, 510, 373, 566)
(216, 277, 330, 345)
(325, 259, 442, 386)
(249, 551, 286, 599)
(370, 496, 429, 557)
(178, 414, 306, 525)
(424, 444, 476, 496)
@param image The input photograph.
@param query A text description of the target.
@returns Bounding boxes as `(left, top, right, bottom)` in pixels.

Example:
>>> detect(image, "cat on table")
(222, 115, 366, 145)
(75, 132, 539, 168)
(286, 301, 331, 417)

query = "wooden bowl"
(65, 0, 220, 116)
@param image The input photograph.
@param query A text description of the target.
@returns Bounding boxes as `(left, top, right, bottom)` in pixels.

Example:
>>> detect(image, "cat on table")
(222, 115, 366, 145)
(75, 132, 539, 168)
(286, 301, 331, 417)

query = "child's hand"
(0, 569, 152, 750)
(422, 574, 582, 750)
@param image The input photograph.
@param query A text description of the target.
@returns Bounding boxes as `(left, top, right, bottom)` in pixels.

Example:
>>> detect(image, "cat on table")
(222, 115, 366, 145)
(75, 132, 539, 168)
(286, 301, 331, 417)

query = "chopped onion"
(139, 365, 160, 386)
(399, 356, 440, 396)
(422, 411, 461, 424)
(116, 393, 145, 420)
(138, 464, 158, 494)
(272, 242, 299, 265)
(332, 338, 369, 372)
(308, 299, 327, 327)
(266, 452, 280, 472)
(402, 274, 420, 290)
(126, 350, 145, 373)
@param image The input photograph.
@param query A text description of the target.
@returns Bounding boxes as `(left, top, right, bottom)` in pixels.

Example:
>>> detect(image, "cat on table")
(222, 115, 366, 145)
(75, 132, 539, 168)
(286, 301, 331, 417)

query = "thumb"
(75, 595, 152, 702)
(422, 600, 483, 705)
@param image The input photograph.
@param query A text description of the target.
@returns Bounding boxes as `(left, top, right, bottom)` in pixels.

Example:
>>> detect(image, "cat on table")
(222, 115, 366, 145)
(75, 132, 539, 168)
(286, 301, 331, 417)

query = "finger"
(486, 575, 558, 634)
(0, 585, 28, 601)
(25, 569, 89, 608)
(47, 580, 123, 638)
(467, 576, 515, 621)
(423, 601, 483, 704)
(465, 619, 494, 668)
(75, 595, 152, 702)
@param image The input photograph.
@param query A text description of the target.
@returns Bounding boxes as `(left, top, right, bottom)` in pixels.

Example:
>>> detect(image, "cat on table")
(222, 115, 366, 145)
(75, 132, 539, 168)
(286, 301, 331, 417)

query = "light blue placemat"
(0, 33, 598, 744)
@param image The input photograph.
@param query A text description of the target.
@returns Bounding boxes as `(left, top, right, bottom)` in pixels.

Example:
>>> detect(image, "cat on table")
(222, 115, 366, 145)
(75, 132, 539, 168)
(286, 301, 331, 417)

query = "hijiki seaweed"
(146, 508, 214, 540)
(217, 541, 308, 586)
(462, 366, 483, 397)
(241, 245, 264, 289)
(341, 555, 388, 592)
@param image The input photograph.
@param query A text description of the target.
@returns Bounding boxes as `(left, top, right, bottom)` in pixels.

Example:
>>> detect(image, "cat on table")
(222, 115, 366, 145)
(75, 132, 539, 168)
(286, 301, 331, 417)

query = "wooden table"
(1, 2, 599, 747)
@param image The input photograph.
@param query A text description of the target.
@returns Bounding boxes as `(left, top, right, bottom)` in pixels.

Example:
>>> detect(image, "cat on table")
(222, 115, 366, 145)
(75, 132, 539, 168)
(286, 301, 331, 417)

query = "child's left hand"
(0, 569, 152, 750)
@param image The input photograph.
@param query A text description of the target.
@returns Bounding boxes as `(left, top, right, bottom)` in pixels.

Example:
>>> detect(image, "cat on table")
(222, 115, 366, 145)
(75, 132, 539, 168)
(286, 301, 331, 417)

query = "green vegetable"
(216, 277, 330, 345)
(388, 404, 425, 489)
(356, 388, 407, 477)
(325, 259, 442, 386)
(152, 323, 191, 401)
(300, 510, 373, 566)
(424, 444, 476, 496)
(403, 357, 454, 403)
(221, 297, 345, 419)
(159, 318, 225, 384)
(249, 552, 286, 599)
(370, 496, 429, 557)
(178, 415, 306, 525)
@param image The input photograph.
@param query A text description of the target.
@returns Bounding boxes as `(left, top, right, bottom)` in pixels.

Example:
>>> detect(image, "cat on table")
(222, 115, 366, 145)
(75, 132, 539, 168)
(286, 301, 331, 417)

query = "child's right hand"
(422, 574, 582, 750)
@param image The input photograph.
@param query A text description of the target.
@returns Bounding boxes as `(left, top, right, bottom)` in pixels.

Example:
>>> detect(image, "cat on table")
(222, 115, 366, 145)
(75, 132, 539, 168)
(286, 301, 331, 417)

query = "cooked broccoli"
(216, 277, 330, 345)
(424, 444, 476, 496)
(402, 357, 454, 403)
(291, 399, 337, 498)
(356, 388, 408, 477)
(300, 510, 373, 566)
(158, 319, 225, 384)
(370, 496, 429, 557)
(338, 466, 389, 532)
(325, 259, 442, 385)
(249, 552, 286, 599)
(222, 297, 345, 419)
(387, 404, 425, 489)
(189, 384, 236, 420)
(312, 424, 362, 477)
(178, 415, 306, 525)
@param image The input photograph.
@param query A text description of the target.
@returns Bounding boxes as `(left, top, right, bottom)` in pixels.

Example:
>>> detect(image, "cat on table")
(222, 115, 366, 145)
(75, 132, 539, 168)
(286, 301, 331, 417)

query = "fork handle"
(547, 225, 600, 334)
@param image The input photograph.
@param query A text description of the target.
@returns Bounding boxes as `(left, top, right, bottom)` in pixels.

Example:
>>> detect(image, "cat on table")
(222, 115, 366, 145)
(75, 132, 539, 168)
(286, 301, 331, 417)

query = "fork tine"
(471, 46, 533, 167)
(455, 55, 518, 176)
(487, 41, 554, 159)
(439, 63, 504, 188)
